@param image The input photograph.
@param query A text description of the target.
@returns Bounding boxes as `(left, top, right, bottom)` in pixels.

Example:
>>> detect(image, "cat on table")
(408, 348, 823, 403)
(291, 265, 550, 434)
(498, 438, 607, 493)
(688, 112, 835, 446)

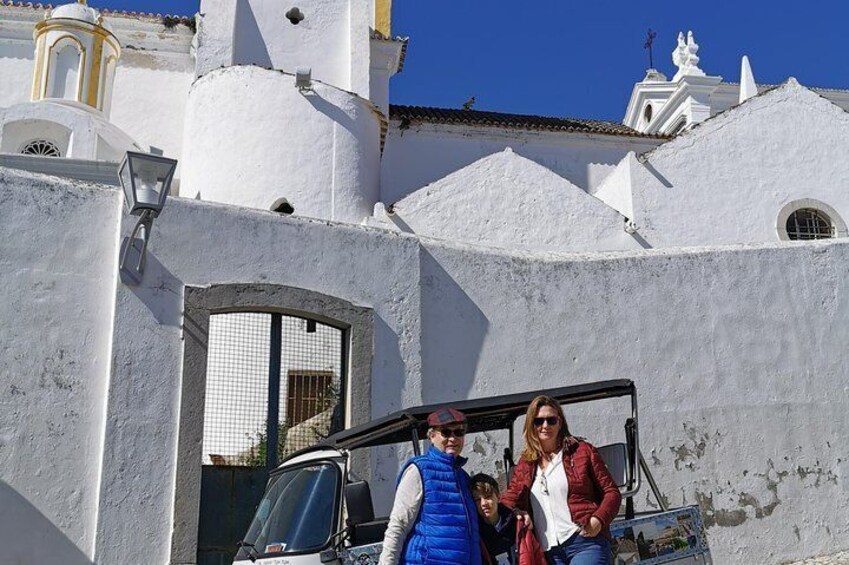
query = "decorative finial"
(78, 0, 88, 4)
(686, 31, 701, 68)
(672, 30, 706, 81)
(672, 32, 686, 70)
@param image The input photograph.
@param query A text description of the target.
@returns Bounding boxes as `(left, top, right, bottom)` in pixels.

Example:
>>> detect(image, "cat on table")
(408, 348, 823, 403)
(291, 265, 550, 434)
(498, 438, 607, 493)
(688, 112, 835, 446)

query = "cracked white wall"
(1, 169, 849, 564)
(0, 168, 121, 563)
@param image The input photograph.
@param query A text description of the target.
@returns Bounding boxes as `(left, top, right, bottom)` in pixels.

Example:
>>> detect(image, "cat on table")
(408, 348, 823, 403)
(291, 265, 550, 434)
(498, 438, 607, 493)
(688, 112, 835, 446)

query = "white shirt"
(378, 466, 423, 565)
(529, 449, 580, 550)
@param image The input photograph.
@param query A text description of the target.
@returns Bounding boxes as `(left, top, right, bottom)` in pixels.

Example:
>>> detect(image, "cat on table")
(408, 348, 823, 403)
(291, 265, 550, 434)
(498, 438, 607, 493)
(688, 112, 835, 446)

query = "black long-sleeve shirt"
(479, 506, 517, 565)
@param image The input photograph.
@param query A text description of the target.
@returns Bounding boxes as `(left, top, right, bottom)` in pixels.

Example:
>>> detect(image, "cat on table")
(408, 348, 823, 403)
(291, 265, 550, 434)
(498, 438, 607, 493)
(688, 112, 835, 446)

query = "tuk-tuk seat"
(344, 480, 389, 547)
(597, 442, 629, 488)
(349, 518, 389, 547)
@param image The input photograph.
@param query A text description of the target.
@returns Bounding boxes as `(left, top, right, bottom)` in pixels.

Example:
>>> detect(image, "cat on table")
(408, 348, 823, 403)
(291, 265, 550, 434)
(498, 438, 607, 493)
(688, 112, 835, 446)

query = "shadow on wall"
(306, 92, 359, 136)
(368, 315, 411, 513)
(120, 237, 183, 327)
(419, 247, 489, 403)
(372, 315, 407, 415)
(0, 481, 94, 564)
(233, 0, 273, 68)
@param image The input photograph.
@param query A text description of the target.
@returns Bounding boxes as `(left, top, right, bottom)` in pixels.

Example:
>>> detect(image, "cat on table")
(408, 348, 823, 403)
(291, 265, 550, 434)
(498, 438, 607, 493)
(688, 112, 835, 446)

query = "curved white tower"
(181, 66, 382, 223)
(182, 0, 398, 223)
(31, 1, 122, 116)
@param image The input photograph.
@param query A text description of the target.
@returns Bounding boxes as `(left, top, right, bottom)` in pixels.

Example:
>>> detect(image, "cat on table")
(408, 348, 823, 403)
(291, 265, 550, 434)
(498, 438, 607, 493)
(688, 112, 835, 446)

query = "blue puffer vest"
(399, 447, 481, 565)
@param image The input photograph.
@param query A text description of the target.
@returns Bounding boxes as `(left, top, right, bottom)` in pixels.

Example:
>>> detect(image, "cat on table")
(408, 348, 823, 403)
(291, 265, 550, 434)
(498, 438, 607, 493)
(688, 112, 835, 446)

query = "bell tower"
(31, 0, 122, 116)
(182, 0, 406, 222)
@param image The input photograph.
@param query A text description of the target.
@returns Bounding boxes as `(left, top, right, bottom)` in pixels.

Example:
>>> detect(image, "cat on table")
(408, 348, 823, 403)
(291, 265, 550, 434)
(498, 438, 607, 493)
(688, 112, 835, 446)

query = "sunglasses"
(437, 427, 467, 438)
(533, 416, 560, 427)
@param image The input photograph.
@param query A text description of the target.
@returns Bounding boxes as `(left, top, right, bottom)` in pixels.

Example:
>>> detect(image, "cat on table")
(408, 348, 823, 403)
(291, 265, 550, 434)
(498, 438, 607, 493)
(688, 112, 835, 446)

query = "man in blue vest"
(379, 407, 482, 565)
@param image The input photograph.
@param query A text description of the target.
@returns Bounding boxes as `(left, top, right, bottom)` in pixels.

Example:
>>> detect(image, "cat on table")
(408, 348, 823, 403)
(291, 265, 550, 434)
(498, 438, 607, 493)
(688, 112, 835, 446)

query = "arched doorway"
(172, 284, 373, 565)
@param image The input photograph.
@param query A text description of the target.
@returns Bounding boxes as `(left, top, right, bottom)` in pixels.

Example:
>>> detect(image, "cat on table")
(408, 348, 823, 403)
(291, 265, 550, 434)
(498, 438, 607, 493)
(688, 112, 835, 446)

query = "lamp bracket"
(119, 209, 155, 279)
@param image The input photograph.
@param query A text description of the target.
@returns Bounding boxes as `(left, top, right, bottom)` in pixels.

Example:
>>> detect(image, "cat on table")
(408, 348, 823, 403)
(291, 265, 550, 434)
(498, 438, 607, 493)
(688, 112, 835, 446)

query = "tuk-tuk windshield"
(236, 462, 340, 560)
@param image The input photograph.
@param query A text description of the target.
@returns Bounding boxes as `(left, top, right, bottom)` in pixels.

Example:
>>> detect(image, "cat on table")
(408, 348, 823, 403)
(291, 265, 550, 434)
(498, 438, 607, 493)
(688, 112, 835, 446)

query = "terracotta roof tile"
(1, 1, 194, 24)
(1, 1, 52, 8)
(389, 105, 667, 138)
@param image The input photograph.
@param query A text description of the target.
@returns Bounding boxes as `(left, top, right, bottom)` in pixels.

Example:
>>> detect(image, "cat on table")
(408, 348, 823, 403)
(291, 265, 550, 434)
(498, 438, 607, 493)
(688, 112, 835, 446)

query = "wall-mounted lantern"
(118, 151, 177, 279)
(295, 66, 312, 90)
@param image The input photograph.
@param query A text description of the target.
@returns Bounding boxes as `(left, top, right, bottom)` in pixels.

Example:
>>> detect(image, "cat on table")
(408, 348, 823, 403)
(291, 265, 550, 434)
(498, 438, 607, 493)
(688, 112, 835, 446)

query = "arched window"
(785, 208, 834, 240)
(50, 41, 82, 100)
(777, 199, 848, 241)
(643, 104, 653, 124)
(20, 139, 62, 157)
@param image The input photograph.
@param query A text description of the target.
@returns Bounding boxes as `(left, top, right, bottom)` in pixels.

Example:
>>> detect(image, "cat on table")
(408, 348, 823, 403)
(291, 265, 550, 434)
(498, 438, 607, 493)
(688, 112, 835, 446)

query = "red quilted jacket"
(499, 438, 622, 540)
(479, 522, 545, 565)
(516, 522, 546, 565)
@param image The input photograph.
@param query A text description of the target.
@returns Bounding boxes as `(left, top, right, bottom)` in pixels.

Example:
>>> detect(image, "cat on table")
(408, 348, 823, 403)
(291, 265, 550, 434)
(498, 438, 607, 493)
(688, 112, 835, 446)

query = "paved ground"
(786, 551, 849, 564)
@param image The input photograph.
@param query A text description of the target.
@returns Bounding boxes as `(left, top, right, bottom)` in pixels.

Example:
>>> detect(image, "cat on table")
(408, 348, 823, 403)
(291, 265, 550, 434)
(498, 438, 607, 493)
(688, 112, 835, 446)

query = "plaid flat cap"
(426, 407, 466, 427)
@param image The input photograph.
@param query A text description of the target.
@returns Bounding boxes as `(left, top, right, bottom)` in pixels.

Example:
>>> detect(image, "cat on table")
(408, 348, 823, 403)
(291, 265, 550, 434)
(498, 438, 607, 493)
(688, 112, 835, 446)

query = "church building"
(1, 2, 847, 564)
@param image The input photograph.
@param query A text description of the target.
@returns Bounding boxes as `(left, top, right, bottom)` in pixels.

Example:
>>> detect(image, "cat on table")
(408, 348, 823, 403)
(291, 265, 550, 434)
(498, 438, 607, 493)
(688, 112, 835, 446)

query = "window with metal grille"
(202, 312, 344, 468)
(786, 208, 834, 240)
(21, 139, 61, 157)
(287, 371, 335, 426)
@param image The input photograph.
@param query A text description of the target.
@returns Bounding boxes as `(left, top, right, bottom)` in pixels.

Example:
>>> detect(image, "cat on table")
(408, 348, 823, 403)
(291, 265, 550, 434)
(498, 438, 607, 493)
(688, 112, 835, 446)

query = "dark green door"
(197, 466, 268, 565)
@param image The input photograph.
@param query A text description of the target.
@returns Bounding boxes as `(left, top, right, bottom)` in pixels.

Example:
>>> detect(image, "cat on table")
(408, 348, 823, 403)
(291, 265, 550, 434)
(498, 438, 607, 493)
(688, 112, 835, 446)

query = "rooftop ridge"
(389, 104, 669, 139)
(1, 1, 195, 23)
(718, 80, 849, 94)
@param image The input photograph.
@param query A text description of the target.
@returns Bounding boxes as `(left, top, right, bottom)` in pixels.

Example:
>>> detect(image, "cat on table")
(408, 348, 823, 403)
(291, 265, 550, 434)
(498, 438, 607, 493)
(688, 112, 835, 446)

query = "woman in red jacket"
(500, 396, 621, 565)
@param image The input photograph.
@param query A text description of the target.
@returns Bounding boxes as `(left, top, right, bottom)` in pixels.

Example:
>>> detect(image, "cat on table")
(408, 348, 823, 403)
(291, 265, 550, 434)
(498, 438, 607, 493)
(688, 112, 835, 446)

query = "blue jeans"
(544, 535, 611, 565)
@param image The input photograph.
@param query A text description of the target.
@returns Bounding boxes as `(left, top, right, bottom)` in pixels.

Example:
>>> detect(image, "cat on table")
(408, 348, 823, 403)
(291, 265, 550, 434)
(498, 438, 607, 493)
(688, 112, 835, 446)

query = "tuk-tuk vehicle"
(234, 380, 712, 564)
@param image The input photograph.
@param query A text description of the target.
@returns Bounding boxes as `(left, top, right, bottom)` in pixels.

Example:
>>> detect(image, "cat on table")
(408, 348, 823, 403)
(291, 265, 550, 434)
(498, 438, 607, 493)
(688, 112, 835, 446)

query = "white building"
(1, 1, 848, 564)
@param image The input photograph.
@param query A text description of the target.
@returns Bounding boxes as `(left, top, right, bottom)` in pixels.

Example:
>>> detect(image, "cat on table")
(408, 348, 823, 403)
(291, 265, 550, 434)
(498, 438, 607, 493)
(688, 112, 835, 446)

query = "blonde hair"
(520, 395, 570, 462)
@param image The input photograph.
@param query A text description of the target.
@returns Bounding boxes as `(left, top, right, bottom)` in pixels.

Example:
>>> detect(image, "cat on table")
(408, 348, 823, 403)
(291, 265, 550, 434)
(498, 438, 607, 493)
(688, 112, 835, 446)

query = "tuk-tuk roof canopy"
(322, 379, 634, 451)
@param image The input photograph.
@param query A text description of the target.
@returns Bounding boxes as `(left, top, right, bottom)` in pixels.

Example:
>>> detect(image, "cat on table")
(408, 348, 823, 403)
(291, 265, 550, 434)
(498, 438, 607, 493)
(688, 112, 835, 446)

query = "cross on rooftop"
(644, 29, 657, 69)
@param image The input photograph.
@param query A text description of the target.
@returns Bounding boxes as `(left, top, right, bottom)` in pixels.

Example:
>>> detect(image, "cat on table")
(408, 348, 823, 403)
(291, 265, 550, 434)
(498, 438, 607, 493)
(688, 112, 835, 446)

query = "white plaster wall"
(109, 51, 194, 170)
(94, 197, 423, 565)
(380, 123, 665, 204)
(417, 240, 849, 565)
(201, 0, 371, 95)
(0, 167, 121, 562)
(369, 70, 390, 117)
(0, 6, 38, 109)
(0, 44, 34, 109)
(121, 196, 848, 564)
(181, 65, 381, 222)
(390, 148, 639, 252)
(195, 0, 237, 77)
(600, 82, 849, 248)
(3, 170, 849, 563)
(592, 151, 634, 218)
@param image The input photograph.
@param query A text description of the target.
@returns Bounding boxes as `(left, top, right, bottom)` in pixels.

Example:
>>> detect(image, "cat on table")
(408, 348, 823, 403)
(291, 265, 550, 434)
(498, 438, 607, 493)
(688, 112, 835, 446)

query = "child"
(470, 473, 517, 565)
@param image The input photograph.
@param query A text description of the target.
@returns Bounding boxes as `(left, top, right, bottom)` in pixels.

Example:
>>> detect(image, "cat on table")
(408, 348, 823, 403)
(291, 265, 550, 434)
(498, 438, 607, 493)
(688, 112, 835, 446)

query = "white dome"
(49, 2, 101, 25)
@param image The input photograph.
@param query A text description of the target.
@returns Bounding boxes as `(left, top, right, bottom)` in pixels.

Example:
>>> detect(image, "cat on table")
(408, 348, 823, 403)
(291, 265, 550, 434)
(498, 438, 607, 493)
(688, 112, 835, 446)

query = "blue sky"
(88, 0, 849, 121)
